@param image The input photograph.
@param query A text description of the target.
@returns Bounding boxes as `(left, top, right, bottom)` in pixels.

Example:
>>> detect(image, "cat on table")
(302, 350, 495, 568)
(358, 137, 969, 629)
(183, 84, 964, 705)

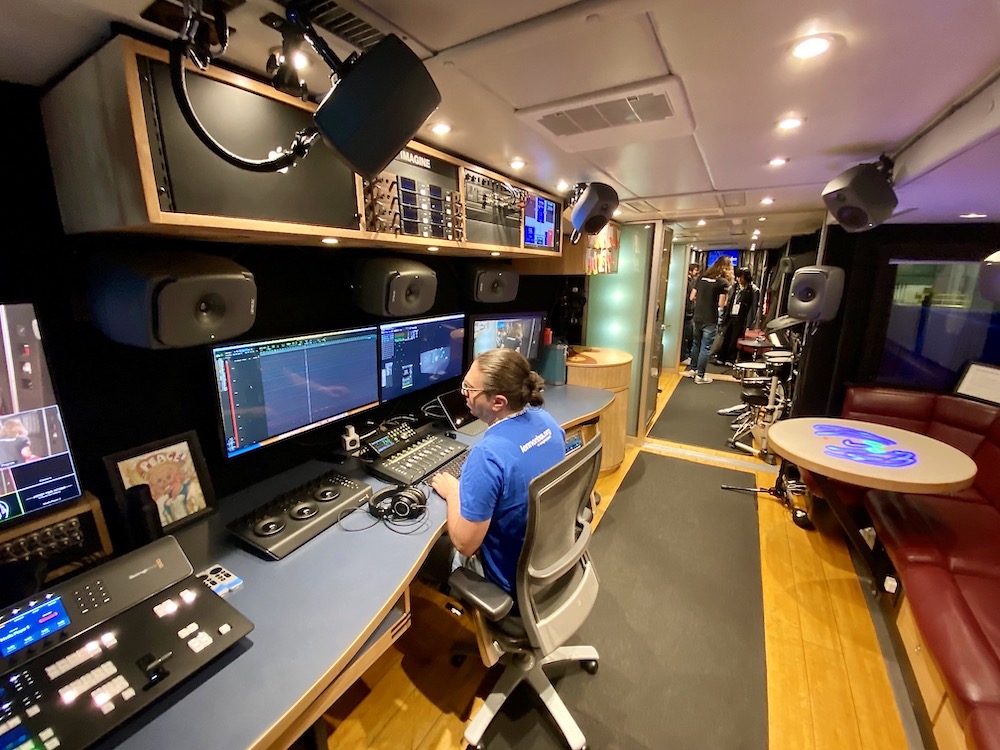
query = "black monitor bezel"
(209, 324, 381, 460)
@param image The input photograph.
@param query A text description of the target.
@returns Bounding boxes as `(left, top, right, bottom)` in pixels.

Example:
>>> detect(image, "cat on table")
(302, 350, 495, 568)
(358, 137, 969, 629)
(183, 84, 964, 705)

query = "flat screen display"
(0, 595, 71, 657)
(0, 302, 83, 530)
(211, 326, 380, 458)
(524, 194, 558, 249)
(707, 249, 740, 268)
(379, 313, 465, 402)
(469, 311, 546, 363)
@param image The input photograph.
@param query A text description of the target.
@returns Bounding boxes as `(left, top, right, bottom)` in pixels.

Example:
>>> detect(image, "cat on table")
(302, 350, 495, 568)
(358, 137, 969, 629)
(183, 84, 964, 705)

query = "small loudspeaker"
(466, 266, 519, 303)
(88, 251, 257, 348)
(569, 182, 619, 239)
(314, 34, 441, 181)
(352, 258, 437, 317)
(788, 265, 845, 322)
(822, 163, 898, 232)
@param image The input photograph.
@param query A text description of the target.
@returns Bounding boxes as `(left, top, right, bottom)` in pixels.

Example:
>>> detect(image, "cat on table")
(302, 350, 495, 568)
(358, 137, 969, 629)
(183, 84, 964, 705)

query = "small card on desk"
(197, 564, 244, 596)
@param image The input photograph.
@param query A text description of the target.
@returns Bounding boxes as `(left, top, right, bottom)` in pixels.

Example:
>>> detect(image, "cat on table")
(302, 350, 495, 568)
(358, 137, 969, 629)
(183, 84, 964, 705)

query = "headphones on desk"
(368, 485, 427, 521)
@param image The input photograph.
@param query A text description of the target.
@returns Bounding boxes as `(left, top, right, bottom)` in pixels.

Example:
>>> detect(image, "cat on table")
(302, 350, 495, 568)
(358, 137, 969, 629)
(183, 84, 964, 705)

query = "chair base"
(464, 645, 599, 750)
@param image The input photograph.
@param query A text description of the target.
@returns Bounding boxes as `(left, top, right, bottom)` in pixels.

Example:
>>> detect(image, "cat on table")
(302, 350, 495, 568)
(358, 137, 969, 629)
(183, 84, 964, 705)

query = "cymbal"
(766, 315, 805, 332)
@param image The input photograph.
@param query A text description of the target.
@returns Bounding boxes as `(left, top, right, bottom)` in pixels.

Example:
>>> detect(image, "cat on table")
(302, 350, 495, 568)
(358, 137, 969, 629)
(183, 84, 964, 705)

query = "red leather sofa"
(807, 385, 1000, 750)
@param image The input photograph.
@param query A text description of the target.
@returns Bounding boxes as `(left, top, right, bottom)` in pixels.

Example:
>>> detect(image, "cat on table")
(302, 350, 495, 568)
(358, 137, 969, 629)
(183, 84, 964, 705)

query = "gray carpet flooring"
(648, 377, 746, 452)
(481, 452, 768, 750)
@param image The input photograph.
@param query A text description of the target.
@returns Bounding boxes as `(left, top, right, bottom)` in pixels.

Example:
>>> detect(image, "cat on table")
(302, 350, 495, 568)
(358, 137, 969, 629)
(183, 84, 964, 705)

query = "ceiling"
(3, 0, 1000, 251)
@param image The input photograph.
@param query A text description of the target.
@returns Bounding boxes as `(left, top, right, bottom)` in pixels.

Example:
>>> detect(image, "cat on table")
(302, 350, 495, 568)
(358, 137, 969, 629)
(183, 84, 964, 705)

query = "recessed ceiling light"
(761, 197, 774, 205)
(777, 117, 803, 131)
(431, 123, 451, 135)
(644, 224, 652, 229)
(557, 180, 570, 192)
(321, 237, 339, 244)
(759, 217, 767, 221)
(509, 158, 525, 170)
(697, 219, 707, 226)
(427, 246, 439, 252)
(613, 209, 622, 217)
(750, 243, 757, 250)
(769, 157, 788, 167)
(791, 34, 834, 59)
(960, 213, 988, 219)
(292, 51, 310, 71)
(490, 251, 501, 256)
(752, 230, 761, 237)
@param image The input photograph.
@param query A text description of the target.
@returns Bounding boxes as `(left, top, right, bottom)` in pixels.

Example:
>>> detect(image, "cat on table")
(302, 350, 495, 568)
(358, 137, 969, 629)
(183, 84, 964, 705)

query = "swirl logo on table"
(813, 424, 918, 468)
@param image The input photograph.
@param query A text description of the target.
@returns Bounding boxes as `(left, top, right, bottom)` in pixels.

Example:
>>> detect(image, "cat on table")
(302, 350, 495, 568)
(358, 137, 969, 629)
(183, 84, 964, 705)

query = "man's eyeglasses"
(460, 381, 484, 396)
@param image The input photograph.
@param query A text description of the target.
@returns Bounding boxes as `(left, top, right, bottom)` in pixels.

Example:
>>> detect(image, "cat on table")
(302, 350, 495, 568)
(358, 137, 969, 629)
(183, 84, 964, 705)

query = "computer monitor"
(379, 313, 465, 402)
(524, 193, 559, 249)
(469, 311, 546, 363)
(0, 302, 83, 531)
(211, 326, 380, 459)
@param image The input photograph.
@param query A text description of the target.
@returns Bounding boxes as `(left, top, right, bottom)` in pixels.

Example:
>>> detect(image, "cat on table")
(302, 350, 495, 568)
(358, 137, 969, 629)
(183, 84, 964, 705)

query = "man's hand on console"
(429, 472, 458, 502)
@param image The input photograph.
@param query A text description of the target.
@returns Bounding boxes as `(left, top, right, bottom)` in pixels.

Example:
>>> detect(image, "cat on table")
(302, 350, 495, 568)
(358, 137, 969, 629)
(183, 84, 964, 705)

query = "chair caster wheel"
(582, 660, 598, 674)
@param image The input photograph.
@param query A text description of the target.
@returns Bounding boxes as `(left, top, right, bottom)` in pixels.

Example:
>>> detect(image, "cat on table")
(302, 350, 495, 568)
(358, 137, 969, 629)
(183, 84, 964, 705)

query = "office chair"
(448, 435, 603, 750)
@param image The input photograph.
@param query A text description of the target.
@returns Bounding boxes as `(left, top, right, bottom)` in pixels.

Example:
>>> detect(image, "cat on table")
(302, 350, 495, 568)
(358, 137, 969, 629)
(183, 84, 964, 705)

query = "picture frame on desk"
(104, 430, 215, 534)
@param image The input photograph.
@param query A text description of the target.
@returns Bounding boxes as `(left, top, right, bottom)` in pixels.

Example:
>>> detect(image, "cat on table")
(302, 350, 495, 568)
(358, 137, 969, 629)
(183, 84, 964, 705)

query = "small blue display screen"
(0, 596, 71, 657)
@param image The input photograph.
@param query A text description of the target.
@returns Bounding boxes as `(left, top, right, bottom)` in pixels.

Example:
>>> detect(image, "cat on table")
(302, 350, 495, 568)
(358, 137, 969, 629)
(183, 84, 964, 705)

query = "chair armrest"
(448, 567, 514, 621)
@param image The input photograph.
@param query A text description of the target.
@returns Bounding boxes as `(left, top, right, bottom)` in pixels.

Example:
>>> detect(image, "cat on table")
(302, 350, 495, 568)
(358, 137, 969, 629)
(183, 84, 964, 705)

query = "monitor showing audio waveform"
(379, 313, 465, 402)
(469, 311, 545, 363)
(524, 194, 558, 249)
(211, 326, 380, 458)
(0, 302, 83, 530)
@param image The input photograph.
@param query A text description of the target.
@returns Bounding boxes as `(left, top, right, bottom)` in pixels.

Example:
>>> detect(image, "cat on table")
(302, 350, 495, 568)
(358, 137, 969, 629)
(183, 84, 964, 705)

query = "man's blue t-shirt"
(459, 407, 566, 594)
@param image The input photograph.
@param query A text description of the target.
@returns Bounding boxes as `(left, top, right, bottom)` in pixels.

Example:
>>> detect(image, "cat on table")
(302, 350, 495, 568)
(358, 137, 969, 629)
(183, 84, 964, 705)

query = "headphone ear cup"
(369, 485, 427, 520)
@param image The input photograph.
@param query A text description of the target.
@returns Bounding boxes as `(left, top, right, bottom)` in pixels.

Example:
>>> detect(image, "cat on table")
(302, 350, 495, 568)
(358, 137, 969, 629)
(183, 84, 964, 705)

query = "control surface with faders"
(0, 536, 253, 750)
(226, 469, 372, 560)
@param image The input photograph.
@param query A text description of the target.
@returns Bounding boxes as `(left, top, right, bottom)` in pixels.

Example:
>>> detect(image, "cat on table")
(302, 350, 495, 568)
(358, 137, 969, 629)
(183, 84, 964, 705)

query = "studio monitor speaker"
(466, 266, 519, 303)
(352, 258, 437, 317)
(569, 183, 619, 238)
(788, 265, 845, 322)
(822, 163, 898, 232)
(88, 251, 257, 348)
(314, 34, 441, 181)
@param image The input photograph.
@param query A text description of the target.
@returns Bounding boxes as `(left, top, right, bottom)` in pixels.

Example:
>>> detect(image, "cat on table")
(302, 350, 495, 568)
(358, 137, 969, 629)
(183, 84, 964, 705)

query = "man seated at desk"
(428, 348, 565, 594)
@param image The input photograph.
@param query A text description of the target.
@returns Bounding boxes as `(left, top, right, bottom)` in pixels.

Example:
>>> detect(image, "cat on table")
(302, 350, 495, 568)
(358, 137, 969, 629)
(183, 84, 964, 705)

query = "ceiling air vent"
(516, 76, 694, 153)
(277, 0, 384, 51)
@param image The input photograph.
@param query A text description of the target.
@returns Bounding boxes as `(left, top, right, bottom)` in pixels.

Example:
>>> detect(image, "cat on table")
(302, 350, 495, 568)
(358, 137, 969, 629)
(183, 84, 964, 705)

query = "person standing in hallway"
(717, 267, 760, 366)
(680, 262, 700, 365)
(683, 256, 731, 384)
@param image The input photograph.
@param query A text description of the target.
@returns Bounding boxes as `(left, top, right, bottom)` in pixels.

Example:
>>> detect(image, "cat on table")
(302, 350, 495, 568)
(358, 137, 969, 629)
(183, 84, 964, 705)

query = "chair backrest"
(516, 434, 603, 655)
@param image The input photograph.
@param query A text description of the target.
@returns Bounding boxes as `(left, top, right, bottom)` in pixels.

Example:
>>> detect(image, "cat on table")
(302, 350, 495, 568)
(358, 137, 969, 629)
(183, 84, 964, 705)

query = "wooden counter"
(565, 347, 633, 474)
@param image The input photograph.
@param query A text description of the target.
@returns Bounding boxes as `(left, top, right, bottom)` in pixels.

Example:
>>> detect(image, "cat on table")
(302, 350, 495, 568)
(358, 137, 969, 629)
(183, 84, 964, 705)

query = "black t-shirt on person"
(693, 276, 729, 324)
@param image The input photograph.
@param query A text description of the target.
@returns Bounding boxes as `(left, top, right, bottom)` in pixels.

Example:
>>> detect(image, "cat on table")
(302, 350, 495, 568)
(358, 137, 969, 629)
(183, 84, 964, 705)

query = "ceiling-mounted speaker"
(821, 162, 898, 232)
(466, 266, 519, 303)
(314, 34, 441, 181)
(87, 251, 257, 348)
(569, 182, 619, 241)
(788, 265, 845, 322)
(352, 258, 437, 317)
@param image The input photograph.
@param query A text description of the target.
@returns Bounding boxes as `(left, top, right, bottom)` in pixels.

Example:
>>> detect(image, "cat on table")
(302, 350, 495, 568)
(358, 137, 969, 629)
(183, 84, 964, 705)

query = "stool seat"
(741, 388, 769, 406)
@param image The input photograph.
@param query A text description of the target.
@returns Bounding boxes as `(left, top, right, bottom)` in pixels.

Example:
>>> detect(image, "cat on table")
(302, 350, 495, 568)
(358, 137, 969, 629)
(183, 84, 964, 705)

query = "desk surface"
(101, 384, 612, 750)
(767, 417, 978, 494)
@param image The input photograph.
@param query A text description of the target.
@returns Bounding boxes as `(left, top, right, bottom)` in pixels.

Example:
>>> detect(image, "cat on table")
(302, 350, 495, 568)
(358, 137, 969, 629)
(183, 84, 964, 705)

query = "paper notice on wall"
(955, 362, 1000, 405)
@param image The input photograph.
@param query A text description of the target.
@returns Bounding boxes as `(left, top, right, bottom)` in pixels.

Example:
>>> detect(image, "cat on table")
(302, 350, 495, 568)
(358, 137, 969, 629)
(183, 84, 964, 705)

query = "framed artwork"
(104, 430, 215, 533)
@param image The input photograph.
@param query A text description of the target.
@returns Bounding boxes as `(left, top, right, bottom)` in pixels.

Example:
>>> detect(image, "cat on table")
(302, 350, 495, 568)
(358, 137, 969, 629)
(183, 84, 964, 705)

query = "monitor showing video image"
(469, 311, 545, 363)
(0, 302, 83, 530)
(379, 313, 465, 402)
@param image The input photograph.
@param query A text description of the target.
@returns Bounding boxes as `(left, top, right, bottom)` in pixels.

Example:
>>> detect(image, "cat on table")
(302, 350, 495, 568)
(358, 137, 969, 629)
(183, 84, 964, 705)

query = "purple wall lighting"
(813, 424, 918, 468)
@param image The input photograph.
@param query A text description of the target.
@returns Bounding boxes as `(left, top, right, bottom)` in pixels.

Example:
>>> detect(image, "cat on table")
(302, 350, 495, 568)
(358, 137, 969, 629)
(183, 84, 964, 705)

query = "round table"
(767, 417, 977, 494)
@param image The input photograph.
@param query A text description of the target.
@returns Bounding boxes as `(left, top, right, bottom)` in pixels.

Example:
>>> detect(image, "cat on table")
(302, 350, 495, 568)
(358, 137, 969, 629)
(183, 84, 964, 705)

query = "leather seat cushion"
(966, 704, 1000, 750)
(865, 491, 1000, 577)
(903, 565, 1000, 717)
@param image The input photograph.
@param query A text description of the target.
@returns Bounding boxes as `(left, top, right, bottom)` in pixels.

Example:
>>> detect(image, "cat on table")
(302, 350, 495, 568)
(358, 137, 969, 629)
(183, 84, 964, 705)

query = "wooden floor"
(320, 372, 910, 750)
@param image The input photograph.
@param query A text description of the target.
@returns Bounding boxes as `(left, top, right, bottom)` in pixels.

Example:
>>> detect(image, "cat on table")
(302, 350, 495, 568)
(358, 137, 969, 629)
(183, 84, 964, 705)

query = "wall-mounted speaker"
(821, 163, 898, 232)
(569, 182, 619, 240)
(465, 266, 519, 303)
(788, 265, 845, 322)
(352, 258, 437, 317)
(87, 251, 257, 348)
(314, 34, 441, 181)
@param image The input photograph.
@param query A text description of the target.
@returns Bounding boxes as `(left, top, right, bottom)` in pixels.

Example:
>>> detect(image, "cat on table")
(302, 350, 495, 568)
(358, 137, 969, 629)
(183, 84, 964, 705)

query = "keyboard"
(226, 469, 372, 560)
(436, 451, 468, 478)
